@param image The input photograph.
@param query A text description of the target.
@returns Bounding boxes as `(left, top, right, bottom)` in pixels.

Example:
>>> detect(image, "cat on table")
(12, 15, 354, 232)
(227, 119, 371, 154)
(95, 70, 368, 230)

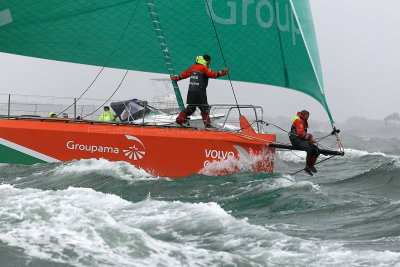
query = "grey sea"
(1, 131, 400, 266)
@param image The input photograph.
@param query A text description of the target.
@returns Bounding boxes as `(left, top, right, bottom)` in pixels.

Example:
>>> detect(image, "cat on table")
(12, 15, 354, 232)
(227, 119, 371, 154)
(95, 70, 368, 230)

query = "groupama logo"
(65, 135, 146, 161)
(206, 0, 300, 45)
(123, 135, 146, 160)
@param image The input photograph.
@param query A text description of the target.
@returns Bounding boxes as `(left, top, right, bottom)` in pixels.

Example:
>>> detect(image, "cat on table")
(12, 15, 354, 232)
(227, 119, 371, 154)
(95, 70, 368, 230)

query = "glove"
(305, 134, 314, 142)
(219, 67, 229, 76)
(172, 75, 179, 81)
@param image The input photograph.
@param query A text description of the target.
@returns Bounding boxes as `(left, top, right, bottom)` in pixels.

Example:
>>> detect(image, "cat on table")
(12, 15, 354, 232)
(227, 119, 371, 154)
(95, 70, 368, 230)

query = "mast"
(146, 0, 185, 111)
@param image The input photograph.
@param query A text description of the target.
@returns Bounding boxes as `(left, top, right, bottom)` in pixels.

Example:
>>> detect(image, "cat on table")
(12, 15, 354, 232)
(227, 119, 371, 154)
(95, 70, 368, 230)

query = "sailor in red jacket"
(172, 54, 229, 128)
(289, 110, 320, 175)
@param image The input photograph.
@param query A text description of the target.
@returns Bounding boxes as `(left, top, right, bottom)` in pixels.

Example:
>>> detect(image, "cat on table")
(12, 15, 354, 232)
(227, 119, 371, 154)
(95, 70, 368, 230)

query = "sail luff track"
(145, 0, 185, 111)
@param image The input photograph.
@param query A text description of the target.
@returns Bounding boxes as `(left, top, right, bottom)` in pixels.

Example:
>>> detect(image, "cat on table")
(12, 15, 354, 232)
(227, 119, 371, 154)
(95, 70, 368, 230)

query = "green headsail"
(0, 0, 334, 123)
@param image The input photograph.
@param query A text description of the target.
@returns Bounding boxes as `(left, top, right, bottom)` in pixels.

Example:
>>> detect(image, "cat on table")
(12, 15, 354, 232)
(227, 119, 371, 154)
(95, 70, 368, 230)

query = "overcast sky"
(0, 0, 399, 125)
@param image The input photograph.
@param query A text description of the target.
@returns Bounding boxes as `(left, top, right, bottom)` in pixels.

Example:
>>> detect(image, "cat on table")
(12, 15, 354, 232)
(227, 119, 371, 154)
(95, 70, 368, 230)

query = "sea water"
(1, 132, 400, 266)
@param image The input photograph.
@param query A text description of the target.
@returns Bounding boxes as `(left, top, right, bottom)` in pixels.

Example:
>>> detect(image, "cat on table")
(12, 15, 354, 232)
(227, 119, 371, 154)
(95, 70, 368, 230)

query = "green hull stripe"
(0, 138, 60, 164)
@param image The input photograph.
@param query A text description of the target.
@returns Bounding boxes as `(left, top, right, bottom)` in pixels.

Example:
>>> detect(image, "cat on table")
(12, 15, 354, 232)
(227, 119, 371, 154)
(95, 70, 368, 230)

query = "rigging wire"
(82, 2, 149, 119)
(290, 155, 336, 176)
(82, 70, 130, 119)
(239, 119, 342, 175)
(228, 122, 339, 173)
(256, 120, 340, 151)
(57, 0, 142, 117)
(205, 0, 241, 116)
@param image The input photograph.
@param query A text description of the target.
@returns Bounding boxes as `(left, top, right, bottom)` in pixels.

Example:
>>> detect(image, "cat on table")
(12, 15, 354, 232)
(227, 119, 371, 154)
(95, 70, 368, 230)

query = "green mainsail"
(0, 0, 333, 123)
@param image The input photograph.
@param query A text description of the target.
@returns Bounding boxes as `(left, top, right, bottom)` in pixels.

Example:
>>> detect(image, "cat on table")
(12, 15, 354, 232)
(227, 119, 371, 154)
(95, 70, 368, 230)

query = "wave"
(328, 159, 400, 188)
(0, 159, 320, 206)
(0, 159, 163, 190)
(277, 147, 399, 164)
(274, 147, 400, 180)
(199, 149, 274, 176)
(52, 158, 157, 180)
(343, 148, 399, 159)
(0, 185, 399, 266)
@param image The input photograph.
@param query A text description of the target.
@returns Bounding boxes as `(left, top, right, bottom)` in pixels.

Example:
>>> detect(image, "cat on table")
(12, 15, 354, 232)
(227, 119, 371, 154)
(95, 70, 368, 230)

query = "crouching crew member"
(289, 110, 320, 175)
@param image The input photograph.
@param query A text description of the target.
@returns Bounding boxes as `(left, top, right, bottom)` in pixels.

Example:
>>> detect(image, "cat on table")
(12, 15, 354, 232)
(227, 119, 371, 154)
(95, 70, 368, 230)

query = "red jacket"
(291, 112, 314, 141)
(178, 63, 226, 80)
(175, 63, 227, 93)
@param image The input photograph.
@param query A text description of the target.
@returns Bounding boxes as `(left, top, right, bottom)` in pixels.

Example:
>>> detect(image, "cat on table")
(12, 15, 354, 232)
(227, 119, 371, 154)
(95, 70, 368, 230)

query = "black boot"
(307, 165, 317, 173)
(176, 111, 189, 127)
(304, 166, 313, 176)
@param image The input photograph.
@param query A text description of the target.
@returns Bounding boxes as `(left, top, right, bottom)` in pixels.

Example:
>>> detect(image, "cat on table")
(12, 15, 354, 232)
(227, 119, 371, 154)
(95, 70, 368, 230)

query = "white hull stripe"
(0, 138, 60, 162)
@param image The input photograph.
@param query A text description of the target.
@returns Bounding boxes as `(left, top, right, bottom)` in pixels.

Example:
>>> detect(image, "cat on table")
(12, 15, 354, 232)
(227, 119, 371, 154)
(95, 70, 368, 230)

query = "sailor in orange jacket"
(289, 110, 320, 175)
(172, 54, 229, 128)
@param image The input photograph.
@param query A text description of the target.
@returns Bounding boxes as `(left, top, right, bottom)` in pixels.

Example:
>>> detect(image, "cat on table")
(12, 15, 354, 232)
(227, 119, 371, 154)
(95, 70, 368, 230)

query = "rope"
(221, 119, 341, 176)
(205, 0, 241, 116)
(314, 132, 333, 142)
(82, 70, 130, 119)
(256, 119, 340, 151)
(290, 155, 336, 176)
(83, 0, 150, 120)
(57, 0, 142, 117)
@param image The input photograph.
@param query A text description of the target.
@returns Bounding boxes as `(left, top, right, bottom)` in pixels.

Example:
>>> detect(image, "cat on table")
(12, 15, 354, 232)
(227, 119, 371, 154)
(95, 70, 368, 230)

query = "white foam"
(0, 186, 196, 266)
(52, 158, 157, 181)
(393, 158, 400, 168)
(0, 185, 399, 266)
(289, 180, 320, 191)
(345, 149, 400, 165)
(277, 150, 306, 163)
(344, 148, 388, 158)
(199, 149, 274, 176)
(390, 200, 400, 205)
(0, 186, 247, 266)
(222, 174, 319, 199)
(277, 147, 399, 163)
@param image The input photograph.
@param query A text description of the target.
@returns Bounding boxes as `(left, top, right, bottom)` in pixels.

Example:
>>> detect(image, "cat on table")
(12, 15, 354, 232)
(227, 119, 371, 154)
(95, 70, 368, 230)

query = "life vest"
(99, 111, 115, 121)
(290, 112, 313, 141)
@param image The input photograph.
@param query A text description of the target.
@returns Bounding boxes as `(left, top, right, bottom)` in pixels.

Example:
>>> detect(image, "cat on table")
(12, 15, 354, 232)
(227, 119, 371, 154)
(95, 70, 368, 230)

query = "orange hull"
(0, 119, 275, 178)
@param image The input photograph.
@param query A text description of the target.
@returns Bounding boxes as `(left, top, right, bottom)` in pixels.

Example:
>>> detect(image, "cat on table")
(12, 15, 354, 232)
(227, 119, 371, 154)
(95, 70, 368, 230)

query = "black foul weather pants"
(184, 90, 209, 116)
(289, 136, 319, 157)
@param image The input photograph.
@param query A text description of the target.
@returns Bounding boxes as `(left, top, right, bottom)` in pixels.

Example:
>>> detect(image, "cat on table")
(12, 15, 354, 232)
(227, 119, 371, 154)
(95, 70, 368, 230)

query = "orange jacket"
(291, 112, 314, 141)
